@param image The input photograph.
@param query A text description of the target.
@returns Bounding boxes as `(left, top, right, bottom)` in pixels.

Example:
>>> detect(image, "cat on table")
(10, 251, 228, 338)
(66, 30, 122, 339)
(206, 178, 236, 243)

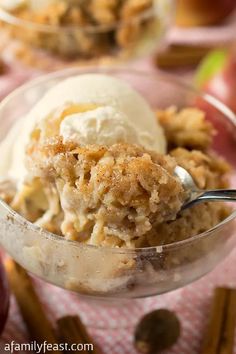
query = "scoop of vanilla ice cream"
(0, 74, 166, 181)
(60, 106, 156, 148)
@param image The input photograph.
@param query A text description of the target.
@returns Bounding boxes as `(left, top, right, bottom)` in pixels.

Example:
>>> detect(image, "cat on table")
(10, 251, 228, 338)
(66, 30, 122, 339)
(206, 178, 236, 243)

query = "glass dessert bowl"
(0, 0, 173, 71)
(0, 67, 236, 293)
(0, 68, 236, 328)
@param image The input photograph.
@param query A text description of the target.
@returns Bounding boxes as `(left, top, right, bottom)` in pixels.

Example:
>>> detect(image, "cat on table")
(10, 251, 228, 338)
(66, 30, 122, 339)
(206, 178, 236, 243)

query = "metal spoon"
(174, 166, 236, 211)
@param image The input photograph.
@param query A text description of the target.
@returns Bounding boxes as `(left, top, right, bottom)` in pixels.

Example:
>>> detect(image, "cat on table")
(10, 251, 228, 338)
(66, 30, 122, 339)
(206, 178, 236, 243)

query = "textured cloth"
(1, 248, 236, 354)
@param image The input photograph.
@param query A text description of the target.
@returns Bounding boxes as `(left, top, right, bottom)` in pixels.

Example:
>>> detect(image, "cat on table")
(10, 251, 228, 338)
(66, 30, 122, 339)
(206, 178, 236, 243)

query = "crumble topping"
(170, 148, 230, 190)
(11, 139, 186, 247)
(2, 0, 155, 58)
(157, 107, 216, 150)
(0, 106, 232, 249)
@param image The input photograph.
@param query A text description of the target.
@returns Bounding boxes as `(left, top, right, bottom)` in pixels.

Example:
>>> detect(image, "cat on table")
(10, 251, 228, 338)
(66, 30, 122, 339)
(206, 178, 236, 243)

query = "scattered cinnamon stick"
(218, 289, 236, 354)
(155, 45, 212, 69)
(4, 259, 60, 353)
(201, 287, 236, 354)
(0, 57, 5, 74)
(57, 315, 102, 354)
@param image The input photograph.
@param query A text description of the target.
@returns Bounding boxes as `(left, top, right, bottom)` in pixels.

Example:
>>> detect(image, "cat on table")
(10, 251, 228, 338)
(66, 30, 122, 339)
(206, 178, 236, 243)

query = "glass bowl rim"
(0, 4, 162, 34)
(0, 66, 236, 255)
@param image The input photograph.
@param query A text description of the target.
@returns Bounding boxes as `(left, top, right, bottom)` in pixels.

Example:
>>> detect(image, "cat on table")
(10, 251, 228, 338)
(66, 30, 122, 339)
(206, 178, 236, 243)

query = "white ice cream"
(0, 74, 166, 182)
(60, 106, 160, 149)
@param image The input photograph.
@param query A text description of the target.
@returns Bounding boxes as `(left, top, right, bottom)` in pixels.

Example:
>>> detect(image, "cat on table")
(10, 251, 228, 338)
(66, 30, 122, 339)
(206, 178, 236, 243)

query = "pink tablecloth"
(0, 61, 236, 354)
(1, 248, 236, 354)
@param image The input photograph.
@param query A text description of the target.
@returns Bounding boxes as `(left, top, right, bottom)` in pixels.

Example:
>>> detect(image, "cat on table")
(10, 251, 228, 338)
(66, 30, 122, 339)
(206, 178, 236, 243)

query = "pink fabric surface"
(0, 61, 236, 354)
(0, 68, 42, 104)
(1, 248, 236, 354)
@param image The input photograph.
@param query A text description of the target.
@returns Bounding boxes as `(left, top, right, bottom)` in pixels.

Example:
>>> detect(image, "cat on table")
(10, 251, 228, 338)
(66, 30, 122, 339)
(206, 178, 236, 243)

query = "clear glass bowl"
(0, 67, 236, 309)
(0, 0, 173, 70)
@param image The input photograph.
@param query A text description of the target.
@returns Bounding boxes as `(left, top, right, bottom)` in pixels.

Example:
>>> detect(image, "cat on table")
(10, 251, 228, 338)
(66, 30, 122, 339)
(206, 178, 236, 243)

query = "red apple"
(195, 49, 236, 165)
(196, 49, 236, 113)
(0, 256, 9, 336)
(204, 56, 236, 114)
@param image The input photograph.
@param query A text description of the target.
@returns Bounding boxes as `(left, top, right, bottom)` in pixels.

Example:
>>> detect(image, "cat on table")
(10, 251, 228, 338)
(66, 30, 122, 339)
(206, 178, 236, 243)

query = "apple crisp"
(0, 106, 232, 248)
(11, 139, 187, 248)
(156, 107, 215, 150)
(1, 0, 157, 59)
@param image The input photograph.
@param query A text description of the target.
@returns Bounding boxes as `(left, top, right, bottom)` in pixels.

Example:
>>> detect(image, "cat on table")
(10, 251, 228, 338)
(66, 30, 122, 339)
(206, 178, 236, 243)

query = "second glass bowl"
(0, 0, 173, 70)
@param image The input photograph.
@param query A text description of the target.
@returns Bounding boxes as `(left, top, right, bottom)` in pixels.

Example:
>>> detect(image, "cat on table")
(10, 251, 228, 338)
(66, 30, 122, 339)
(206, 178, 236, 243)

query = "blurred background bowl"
(0, 0, 173, 71)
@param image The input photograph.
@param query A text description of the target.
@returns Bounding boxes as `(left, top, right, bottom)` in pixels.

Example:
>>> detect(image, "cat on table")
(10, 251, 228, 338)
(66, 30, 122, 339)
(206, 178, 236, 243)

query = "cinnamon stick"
(201, 287, 228, 354)
(218, 289, 236, 354)
(57, 315, 102, 354)
(155, 45, 211, 68)
(0, 57, 5, 74)
(4, 259, 60, 353)
(201, 287, 236, 354)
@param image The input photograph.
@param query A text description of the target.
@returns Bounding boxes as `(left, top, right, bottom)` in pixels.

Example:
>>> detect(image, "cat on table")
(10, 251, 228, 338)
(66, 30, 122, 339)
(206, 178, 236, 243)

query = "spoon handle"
(198, 189, 236, 201)
(183, 189, 236, 210)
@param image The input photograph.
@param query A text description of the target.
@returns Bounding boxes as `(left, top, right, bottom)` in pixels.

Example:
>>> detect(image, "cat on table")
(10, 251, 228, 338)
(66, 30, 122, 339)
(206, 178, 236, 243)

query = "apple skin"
(204, 55, 236, 114)
(195, 53, 236, 166)
(0, 256, 9, 336)
(194, 49, 236, 167)
(196, 93, 236, 166)
(176, 0, 236, 27)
